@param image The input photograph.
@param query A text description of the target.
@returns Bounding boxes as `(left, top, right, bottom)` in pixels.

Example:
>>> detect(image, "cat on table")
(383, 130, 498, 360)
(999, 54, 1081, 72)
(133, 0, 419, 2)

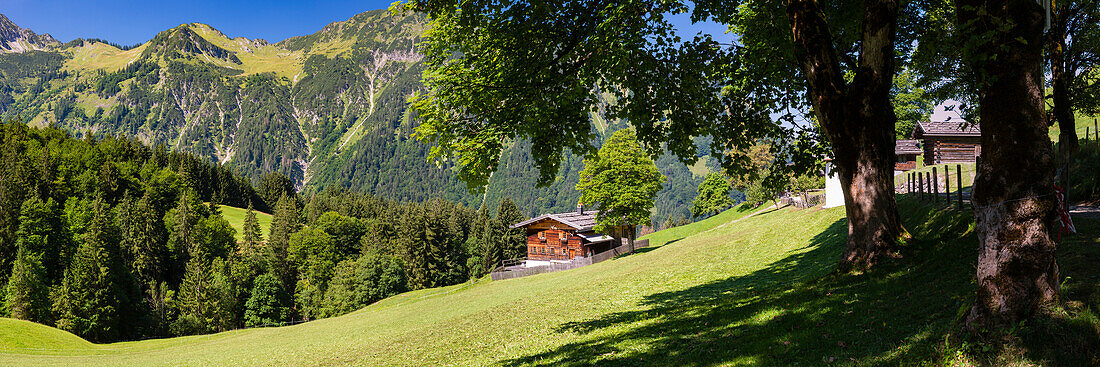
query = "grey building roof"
(510, 210, 598, 231)
(895, 139, 922, 155)
(912, 120, 981, 138)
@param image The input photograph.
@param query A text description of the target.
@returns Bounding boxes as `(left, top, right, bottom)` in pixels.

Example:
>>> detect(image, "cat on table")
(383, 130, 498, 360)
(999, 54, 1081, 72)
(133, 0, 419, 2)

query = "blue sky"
(3, 0, 732, 45)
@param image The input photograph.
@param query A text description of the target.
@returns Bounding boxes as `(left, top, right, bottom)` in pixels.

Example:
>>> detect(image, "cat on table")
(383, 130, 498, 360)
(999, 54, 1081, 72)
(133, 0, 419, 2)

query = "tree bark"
(786, 0, 906, 272)
(959, 0, 1060, 330)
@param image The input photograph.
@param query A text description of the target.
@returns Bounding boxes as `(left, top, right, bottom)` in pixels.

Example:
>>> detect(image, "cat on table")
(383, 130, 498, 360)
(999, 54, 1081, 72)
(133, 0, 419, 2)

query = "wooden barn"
(510, 206, 616, 265)
(911, 121, 981, 165)
(894, 139, 922, 171)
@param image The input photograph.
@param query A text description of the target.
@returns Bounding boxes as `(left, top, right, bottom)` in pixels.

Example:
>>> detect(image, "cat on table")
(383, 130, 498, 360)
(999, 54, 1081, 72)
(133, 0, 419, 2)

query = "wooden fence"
(490, 239, 650, 281)
(906, 163, 970, 208)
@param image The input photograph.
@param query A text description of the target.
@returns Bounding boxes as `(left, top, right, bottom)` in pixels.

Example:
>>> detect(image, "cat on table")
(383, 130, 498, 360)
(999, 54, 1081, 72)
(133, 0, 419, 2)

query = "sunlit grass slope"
(2, 197, 1097, 366)
(0, 319, 95, 352)
(218, 205, 273, 241)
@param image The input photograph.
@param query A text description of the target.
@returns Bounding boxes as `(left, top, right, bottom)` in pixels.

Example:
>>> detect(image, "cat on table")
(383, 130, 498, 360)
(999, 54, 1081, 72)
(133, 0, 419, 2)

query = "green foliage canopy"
(691, 172, 735, 218)
(576, 129, 665, 233)
(405, 0, 778, 191)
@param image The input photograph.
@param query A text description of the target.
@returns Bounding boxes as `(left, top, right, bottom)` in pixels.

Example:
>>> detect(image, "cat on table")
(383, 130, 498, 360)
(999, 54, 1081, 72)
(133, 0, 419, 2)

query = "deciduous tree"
(404, 0, 919, 271)
(1046, 0, 1100, 155)
(692, 172, 735, 218)
(957, 0, 1060, 330)
(576, 129, 665, 250)
(244, 273, 292, 327)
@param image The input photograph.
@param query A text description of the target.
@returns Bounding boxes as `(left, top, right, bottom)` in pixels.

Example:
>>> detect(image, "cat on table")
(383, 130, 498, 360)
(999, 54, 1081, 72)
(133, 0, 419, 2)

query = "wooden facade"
(511, 209, 616, 262)
(895, 139, 921, 171)
(912, 121, 981, 165)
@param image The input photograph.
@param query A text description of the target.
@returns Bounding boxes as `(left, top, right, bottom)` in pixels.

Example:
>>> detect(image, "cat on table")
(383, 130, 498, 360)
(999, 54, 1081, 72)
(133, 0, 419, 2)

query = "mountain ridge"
(0, 9, 709, 225)
(0, 14, 59, 53)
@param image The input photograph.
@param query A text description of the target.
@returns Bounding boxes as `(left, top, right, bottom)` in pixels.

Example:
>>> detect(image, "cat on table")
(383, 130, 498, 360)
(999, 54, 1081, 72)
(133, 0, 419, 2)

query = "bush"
(169, 314, 204, 336)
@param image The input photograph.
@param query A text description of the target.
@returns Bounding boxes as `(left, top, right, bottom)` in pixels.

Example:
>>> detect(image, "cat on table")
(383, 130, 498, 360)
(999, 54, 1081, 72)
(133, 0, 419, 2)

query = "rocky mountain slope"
(0, 14, 58, 53)
(0, 9, 711, 224)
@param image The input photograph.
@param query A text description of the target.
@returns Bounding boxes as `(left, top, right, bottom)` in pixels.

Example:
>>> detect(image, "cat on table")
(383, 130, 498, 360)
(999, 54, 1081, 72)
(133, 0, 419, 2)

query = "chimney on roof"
(577, 203, 584, 214)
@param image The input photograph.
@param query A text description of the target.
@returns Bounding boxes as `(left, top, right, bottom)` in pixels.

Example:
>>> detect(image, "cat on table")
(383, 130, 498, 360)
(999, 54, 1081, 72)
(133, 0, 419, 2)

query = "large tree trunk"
(786, 0, 906, 272)
(959, 0, 1060, 330)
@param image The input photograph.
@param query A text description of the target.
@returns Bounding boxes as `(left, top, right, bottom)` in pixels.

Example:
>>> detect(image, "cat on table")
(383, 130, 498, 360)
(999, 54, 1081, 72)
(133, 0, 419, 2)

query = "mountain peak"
(140, 24, 241, 64)
(0, 13, 60, 53)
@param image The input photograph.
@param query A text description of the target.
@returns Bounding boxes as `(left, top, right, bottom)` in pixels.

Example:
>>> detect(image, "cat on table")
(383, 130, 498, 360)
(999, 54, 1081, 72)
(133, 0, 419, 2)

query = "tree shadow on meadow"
(500, 200, 988, 366)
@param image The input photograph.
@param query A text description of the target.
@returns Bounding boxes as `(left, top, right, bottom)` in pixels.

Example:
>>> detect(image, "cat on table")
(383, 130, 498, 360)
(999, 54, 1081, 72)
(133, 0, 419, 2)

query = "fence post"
(908, 172, 913, 194)
(957, 164, 963, 207)
(944, 165, 951, 207)
(932, 167, 939, 204)
(918, 173, 925, 200)
(926, 172, 933, 202)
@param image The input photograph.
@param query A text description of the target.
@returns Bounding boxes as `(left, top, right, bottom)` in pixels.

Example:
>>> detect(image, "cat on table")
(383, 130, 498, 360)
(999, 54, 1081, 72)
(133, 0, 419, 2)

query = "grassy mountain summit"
(0, 9, 708, 223)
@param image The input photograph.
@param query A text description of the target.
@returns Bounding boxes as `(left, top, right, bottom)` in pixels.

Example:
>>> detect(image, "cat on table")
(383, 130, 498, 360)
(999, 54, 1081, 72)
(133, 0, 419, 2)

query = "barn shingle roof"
(895, 139, 922, 155)
(912, 120, 980, 138)
(510, 210, 598, 231)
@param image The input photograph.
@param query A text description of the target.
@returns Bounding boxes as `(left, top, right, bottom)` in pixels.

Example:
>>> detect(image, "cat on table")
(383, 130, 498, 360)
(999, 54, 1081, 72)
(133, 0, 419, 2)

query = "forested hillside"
(0, 9, 717, 226)
(0, 121, 533, 342)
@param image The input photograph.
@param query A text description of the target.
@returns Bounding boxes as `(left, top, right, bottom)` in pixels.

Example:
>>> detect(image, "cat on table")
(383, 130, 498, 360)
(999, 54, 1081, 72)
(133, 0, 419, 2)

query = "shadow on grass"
(499, 199, 1000, 366)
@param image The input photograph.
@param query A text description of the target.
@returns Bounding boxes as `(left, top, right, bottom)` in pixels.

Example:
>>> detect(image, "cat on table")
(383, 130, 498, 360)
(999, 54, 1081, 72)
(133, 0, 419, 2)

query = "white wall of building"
(824, 160, 845, 208)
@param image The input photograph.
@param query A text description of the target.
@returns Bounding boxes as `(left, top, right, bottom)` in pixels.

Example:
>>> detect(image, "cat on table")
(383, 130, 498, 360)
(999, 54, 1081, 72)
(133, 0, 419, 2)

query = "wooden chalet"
(912, 121, 981, 165)
(894, 139, 922, 171)
(510, 206, 617, 263)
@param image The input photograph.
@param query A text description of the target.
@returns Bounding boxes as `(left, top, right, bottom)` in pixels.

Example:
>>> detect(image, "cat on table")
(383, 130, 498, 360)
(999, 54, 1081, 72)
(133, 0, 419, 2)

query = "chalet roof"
(510, 210, 598, 231)
(895, 139, 922, 155)
(912, 120, 980, 138)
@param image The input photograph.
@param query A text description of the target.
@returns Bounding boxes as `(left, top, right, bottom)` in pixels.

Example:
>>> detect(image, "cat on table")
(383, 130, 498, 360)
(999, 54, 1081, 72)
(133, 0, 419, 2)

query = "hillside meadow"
(217, 205, 273, 242)
(1, 197, 1098, 366)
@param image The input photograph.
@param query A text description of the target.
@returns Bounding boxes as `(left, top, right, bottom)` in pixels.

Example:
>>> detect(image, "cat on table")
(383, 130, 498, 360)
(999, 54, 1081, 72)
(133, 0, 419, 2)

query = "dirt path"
(1070, 205, 1100, 219)
(708, 203, 785, 233)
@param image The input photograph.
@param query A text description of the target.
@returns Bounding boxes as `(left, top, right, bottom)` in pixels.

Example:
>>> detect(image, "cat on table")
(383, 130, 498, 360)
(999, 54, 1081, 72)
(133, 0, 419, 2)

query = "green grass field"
(2, 198, 1097, 366)
(217, 205, 273, 242)
(1049, 113, 1100, 143)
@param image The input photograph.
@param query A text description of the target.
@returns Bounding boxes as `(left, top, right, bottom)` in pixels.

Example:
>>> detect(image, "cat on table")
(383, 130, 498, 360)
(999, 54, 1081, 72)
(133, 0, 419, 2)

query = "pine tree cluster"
(0, 121, 527, 342)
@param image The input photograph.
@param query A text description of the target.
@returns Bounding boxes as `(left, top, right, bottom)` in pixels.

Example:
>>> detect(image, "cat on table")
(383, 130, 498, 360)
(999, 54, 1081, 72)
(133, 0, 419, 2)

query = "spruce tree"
(4, 197, 58, 323)
(173, 256, 234, 335)
(132, 192, 167, 286)
(0, 126, 29, 283)
(53, 198, 128, 342)
(496, 198, 527, 260)
(5, 246, 49, 323)
(266, 193, 301, 289)
(241, 203, 264, 266)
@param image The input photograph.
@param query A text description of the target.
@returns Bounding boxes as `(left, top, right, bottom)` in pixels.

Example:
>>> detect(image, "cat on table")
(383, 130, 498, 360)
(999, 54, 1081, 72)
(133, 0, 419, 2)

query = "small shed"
(894, 139, 922, 171)
(510, 206, 617, 267)
(912, 121, 981, 165)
